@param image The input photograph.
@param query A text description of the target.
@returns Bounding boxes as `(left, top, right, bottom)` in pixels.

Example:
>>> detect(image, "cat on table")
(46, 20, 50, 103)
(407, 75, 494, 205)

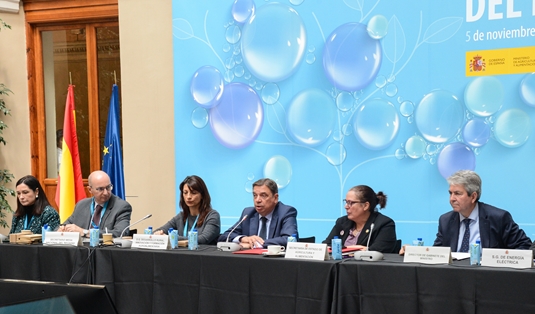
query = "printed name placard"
(404, 246, 452, 264)
(285, 242, 329, 261)
(132, 234, 170, 250)
(43, 232, 82, 247)
(481, 248, 533, 269)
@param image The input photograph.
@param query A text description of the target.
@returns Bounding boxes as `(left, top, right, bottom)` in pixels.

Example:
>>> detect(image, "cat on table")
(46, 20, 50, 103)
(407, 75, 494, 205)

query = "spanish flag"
(55, 85, 86, 222)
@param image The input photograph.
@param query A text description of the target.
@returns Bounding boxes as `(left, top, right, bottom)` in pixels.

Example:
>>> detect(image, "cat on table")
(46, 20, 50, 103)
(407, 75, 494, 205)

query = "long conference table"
(1, 243, 535, 313)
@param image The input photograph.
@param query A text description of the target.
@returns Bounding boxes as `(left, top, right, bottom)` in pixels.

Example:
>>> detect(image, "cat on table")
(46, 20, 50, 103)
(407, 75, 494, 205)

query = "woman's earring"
(36, 194, 39, 199)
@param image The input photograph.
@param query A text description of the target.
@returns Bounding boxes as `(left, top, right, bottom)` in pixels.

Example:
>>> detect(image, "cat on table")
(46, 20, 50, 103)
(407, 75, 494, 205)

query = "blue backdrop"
(172, 0, 535, 244)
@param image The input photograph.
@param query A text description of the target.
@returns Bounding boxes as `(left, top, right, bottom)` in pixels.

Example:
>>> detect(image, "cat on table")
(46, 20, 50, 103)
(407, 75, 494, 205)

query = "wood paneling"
(23, 0, 119, 206)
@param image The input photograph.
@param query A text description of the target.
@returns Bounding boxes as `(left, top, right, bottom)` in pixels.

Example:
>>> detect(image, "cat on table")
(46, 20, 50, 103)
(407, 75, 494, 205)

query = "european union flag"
(102, 84, 125, 199)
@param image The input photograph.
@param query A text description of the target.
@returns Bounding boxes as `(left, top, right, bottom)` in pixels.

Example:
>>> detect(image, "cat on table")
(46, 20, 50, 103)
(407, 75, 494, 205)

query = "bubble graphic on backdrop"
(225, 25, 241, 44)
(336, 91, 355, 112)
(367, 15, 388, 39)
(191, 107, 208, 129)
(464, 76, 503, 117)
(493, 108, 531, 148)
(190, 66, 224, 109)
(261, 83, 280, 105)
(405, 135, 426, 159)
(209, 82, 263, 149)
(437, 142, 476, 179)
(263, 155, 292, 189)
(462, 118, 490, 148)
(400, 100, 414, 117)
(520, 73, 535, 107)
(241, 3, 306, 82)
(323, 23, 382, 91)
(415, 90, 463, 143)
(232, 0, 255, 24)
(326, 143, 347, 166)
(353, 98, 399, 150)
(287, 89, 336, 146)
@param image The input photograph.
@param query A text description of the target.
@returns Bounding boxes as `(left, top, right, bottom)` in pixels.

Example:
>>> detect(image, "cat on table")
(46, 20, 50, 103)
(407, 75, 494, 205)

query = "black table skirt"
(94, 246, 337, 314)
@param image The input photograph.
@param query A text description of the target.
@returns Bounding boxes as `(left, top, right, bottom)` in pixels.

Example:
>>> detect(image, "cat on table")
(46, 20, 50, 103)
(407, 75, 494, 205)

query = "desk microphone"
(355, 223, 383, 261)
(119, 214, 152, 238)
(217, 215, 248, 252)
(366, 223, 375, 249)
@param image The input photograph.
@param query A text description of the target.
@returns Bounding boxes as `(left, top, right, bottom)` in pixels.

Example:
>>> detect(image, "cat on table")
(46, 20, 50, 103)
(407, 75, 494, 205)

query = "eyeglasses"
(343, 199, 365, 207)
(91, 184, 113, 193)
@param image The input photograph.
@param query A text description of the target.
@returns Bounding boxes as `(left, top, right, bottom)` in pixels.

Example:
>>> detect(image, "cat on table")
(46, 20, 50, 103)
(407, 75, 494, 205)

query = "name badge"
(404, 246, 452, 264)
(481, 248, 533, 269)
(132, 234, 170, 250)
(43, 232, 82, 247)
(285, 242, 329, 261)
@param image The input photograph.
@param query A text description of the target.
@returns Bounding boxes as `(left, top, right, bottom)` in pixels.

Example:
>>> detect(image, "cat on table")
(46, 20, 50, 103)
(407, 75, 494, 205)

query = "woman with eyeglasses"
(153, 175, 221, 245)
(10, 175, 60, 234)
(322, 185, 397, 253)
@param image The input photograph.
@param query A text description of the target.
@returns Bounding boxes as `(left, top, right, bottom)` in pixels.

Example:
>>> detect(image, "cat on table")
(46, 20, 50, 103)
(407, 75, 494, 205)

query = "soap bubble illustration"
(287, 89, 336, 147)
(241, 3, 306, 82)
(437, 142, 476, 179)
(323, 23, 382, 91)
(405, 135, 426, 159)
(353, 98, 399, 150)
(263, 155, 292, 189)
(462, 118, 490, 148)
(232, 0, 255, 24)
(209, 82, 263, 149)
(190, 66, 224, 109)
(367, 15, 388, 39)
(415, 89, 463, 143)
(493, 108, 531, 148)
(464, 76, 503, 117)
(520, 73, 535, 107)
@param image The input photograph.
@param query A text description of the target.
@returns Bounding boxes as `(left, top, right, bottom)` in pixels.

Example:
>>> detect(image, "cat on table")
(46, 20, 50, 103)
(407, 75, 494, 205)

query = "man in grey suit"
(58, 170, 132, 238)
(218, 178, 298, 248)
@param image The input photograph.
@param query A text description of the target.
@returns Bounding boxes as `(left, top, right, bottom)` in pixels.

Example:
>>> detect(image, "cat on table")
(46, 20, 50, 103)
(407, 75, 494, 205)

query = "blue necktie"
(460, 219, 471, 252)
(259, 217, 267, 240)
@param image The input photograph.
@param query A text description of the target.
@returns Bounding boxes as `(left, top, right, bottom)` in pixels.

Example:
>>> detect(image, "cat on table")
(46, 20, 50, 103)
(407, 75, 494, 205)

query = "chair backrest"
(299, 236, 316, 243)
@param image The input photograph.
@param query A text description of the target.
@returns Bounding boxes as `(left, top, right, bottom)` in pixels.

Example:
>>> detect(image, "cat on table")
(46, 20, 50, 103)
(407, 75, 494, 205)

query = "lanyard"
(24, 214, 35, 230)
(90, 199, 109, 228)
(183, 215, 199, 237)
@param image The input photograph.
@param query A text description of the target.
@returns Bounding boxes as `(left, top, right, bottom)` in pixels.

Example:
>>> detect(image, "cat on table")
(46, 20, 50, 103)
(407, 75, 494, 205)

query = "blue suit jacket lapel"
(451, 214, 460, 252)
(478, 203, 490, 248)
(250, 214, 259, 236)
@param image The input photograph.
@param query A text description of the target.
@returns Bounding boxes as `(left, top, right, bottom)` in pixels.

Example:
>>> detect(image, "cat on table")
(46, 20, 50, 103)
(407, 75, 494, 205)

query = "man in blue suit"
(434, 170, 531, 251)
(218, 178, 298, 248)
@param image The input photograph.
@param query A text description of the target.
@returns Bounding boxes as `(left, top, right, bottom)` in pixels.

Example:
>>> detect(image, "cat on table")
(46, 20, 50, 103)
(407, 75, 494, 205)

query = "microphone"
(217, 214, 248, 252)
(355, 223, 383, 261)
(119, 214, 152, 238)
(366, 223, 375, 249)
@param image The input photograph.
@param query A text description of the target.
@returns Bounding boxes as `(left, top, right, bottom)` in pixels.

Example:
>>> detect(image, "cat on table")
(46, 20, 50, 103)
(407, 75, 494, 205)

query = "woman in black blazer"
(323, 185, 397, 253)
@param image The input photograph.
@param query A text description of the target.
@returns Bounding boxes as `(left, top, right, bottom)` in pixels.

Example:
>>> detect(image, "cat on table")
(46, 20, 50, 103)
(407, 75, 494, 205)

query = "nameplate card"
(404, 246, 452, 264)
(43, 232, 82, 247)
(481, 248, 533, 269)
(132, 234, 170, 250)
(285, 242, 329, 261)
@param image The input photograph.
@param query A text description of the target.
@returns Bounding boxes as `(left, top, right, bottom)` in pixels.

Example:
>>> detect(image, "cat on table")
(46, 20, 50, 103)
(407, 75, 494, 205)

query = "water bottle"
(332, 236, 342, 260)
(41, 223, 50, 243)
(89, 226, 100, 247)
(287, 233, 297, 244)
(144, 226, 153, 235)
(188, 229, 198, 250)
(413, 238, 424, 246)
(169, 228, 178, 249)
(470, 240, 481, 265)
